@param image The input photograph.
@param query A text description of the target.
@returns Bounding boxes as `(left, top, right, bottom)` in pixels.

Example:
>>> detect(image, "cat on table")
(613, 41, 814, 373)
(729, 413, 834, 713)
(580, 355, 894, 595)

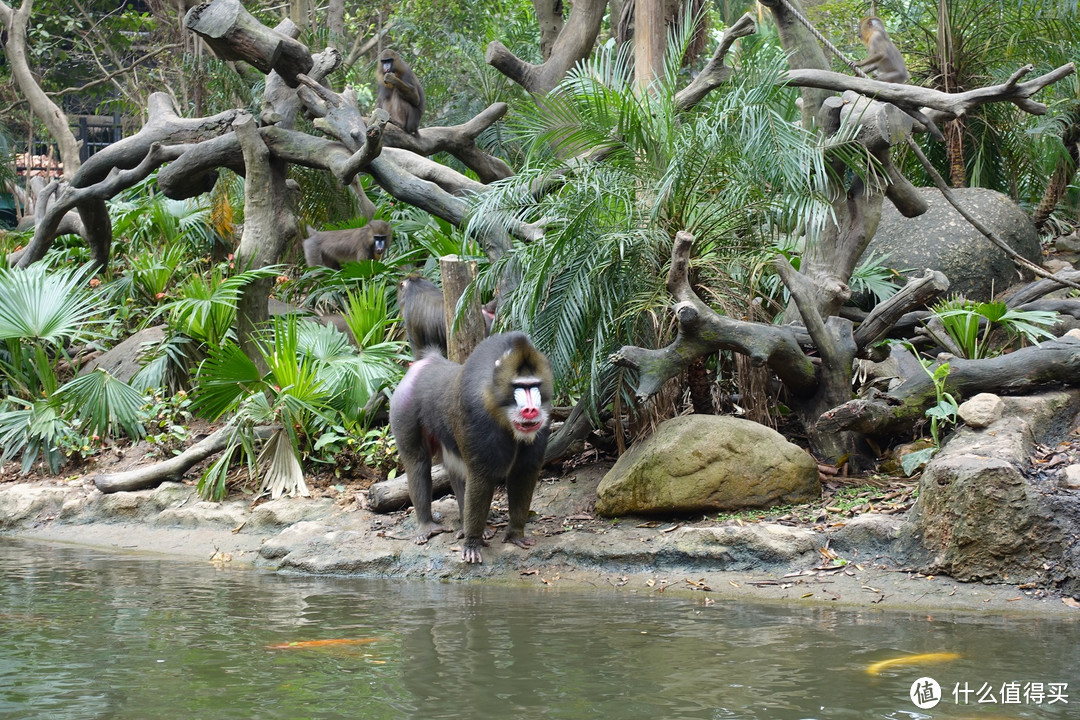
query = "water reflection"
(0, 538, 1076, 720)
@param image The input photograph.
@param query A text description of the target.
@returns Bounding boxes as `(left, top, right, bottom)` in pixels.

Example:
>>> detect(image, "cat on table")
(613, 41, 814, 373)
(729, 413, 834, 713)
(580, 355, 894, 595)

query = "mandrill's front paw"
(503, 533, 536, 550)
(461, 538, 488, 564)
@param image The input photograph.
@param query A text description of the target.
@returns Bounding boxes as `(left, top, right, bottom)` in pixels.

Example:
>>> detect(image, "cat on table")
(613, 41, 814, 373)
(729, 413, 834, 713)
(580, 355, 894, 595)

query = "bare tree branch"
(486, 0, 606, 94)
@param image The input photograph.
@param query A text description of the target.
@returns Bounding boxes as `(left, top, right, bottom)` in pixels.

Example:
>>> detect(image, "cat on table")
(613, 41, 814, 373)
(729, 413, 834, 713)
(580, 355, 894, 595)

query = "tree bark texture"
(0, 0, 82, 178)
(532, 0, 565, 61)
(233, 113, 298, 367)
(185, 0, 313, 87)
(439, 255, 487, 363)
(486, 0, 606, 94)
(94, 425, 277, 493)
(634, 0, 666, 91)
(820, 337, 1080, 438)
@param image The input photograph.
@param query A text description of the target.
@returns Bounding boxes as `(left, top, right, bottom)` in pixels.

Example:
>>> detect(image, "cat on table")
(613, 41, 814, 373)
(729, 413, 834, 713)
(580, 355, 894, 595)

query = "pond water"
(0, 538, 1076, 720)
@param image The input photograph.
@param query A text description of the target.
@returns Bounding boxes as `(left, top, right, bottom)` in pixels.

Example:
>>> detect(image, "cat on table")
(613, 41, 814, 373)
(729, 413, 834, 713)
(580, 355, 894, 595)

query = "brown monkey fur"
(389, 332, 553, 564)
(398, 273, 497, 358)
(855, 16, 909, 84)
(302, 220, 392, 270)
(376, 49, 426, 135)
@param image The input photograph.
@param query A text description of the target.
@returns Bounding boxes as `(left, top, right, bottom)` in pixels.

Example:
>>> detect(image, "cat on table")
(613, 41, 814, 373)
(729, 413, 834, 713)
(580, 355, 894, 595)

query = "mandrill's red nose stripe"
(521, 406, 539, 420)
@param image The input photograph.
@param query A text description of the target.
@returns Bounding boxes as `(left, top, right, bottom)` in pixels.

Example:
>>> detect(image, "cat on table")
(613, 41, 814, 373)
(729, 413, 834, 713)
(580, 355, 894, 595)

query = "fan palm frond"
(55, 369, 146, 440)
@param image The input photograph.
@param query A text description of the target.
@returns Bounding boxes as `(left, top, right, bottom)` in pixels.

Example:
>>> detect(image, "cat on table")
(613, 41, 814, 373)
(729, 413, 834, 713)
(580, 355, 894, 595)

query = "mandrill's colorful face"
(508, 377, 548, 442)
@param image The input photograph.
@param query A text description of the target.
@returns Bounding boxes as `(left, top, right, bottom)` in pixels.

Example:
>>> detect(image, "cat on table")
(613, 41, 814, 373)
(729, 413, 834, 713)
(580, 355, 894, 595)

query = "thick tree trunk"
(634, 0, 665, 90)
(233, 113, 298, 368)
(533, 0, 565, 61)
(439, 256, 487, 363)
(1033, 111, 1080, 230)
(757, 0, 831, 128)
(945, 118, 966, 187)
(686, 357, 714, 414)
(0, 0, 82, 178)
(326, 0, 345, 51)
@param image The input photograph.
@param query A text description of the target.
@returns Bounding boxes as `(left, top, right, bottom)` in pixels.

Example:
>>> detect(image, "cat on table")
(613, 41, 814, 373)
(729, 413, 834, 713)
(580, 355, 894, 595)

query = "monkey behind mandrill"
(398, 273, 497, 358)
(376, 49, 425, 135)
(303, 220, 392, 270)
(855, 16, 909, 84)
(389, 332, 553, 564)
(399, 274, 448, 357)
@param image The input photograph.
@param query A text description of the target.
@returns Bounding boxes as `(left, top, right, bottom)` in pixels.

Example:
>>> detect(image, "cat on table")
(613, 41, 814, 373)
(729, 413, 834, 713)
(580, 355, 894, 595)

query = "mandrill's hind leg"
(405, 454, 449, 543)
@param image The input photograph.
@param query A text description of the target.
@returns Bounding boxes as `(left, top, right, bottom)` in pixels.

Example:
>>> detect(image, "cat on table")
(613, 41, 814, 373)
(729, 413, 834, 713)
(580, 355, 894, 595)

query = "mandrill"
(302, 220, 391, 270)
(376, 49, 425, 135)
(389, 332, 553, 564)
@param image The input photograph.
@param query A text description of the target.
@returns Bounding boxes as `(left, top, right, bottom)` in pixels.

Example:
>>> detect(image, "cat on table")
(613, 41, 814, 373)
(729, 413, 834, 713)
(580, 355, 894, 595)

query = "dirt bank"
(3, 461, 1078, 618)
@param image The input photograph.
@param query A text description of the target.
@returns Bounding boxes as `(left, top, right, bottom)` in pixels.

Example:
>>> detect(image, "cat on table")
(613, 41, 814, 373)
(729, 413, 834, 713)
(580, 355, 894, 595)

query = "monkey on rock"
(389, 332, 553, 564)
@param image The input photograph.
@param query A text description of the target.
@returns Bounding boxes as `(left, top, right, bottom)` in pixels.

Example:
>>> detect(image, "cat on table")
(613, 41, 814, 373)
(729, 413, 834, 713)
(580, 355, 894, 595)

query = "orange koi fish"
(267, 637, 381, 650)
(866, 651, 961, 675)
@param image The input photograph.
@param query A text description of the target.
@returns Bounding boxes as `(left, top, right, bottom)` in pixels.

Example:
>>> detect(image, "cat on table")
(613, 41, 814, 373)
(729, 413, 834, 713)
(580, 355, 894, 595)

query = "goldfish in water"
(267, 637, 380, 650)
(866, 651, 961, 675)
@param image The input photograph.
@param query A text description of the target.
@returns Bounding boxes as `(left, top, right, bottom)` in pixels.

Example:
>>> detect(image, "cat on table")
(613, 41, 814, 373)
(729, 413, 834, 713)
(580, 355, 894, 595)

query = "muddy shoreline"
(3, 469, 1077, 619)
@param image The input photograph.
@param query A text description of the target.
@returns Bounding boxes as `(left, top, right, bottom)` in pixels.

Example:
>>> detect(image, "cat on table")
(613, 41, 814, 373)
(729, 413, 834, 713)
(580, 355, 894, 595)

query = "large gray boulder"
(868, 188, 1041, 301)
(909, 391, 1080, 593)
(80, 325, 165, 382)
(595, 415, 820, 516)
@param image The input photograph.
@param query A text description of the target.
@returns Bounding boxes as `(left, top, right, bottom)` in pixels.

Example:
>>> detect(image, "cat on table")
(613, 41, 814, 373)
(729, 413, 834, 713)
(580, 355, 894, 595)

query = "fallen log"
(818, 336, 1080, 436)
(366, 412, 589, 513)
(366, 465, 452, 513)
(94, 425, 276, 493)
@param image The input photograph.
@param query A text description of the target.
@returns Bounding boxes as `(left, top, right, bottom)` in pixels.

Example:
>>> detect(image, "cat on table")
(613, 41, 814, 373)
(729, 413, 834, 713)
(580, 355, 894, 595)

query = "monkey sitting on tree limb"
(855, 16, 909, 84)
(389, 332, 553, 564)
(376, 49, 426, 135)
(302, 220, 392, 269)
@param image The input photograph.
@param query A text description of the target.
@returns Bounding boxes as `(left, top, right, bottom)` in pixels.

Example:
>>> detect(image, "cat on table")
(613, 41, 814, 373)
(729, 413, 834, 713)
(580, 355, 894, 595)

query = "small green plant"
(312, 423, 398, 479)
(357, 425, 398, 478)
(134, 264, 282, 392)
(140, 390, 194, 456)
(0, 398, 76, 474)
(899, 345, 960, 476)
(126, 243, 189, 304)
(0, 263, 106, 399)
(924, 362, 959, 447)
(54, 369, 146, 440)
(926, 298, 1058, 359)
